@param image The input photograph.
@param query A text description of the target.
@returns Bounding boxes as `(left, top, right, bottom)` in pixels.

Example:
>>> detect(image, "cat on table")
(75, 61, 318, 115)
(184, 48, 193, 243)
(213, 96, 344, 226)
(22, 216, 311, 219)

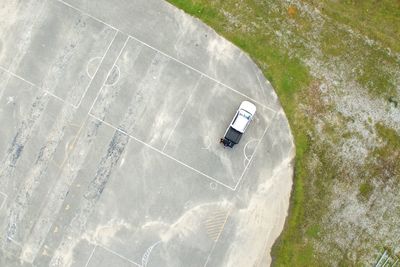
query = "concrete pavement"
(0, 0, 294, 266)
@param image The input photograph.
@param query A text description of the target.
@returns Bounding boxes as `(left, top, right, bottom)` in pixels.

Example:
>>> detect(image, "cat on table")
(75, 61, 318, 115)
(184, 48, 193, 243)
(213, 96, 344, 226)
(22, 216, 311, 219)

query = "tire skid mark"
(90, 43, 143, 120)
(3, 0, 47, 73)
(3, 102, 76, 250)
(40, 12, 90, 101)
(0, 91, 48, 190)
(20, 115, 103, 263)
(0, 0, 93, 193)
(49, 130, 130, 267)
(49, 49, 170, 266)
(19, 36, 133, 263)
(1, 15, 100, 246)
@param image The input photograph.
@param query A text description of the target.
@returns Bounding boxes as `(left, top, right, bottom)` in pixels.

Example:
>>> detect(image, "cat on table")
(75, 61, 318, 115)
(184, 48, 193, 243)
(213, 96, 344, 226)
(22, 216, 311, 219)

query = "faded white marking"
(201, 136, 212, 150)
(243, 139, 259, 167)
(54, 0, 277, 112)
(162, 75, 203, 152)
(84, 246, 96, 267)
(142, 240, 161, 267)
(0, 191, 7, 210)
(234, 112, 278, 191)
(86, 57, 102, 78)
(104, 64, 120, 87)
(89, 113, 236, 191)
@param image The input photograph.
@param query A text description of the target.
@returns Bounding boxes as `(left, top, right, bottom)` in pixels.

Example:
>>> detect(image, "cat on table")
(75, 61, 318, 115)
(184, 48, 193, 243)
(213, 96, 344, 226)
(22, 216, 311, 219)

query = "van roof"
(231, 109, 252, 133)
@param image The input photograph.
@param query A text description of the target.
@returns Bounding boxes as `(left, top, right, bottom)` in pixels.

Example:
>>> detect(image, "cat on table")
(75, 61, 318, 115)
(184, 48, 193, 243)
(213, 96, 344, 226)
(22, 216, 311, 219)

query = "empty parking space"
(82, 130, 231, 265)
(0, 70, 38, 162)
(0, 0, 116, 107)
(30, 116, 233, 266)
(85, 246, 138, 267)
(90, 38, 201, 150)
(0, 69, 82, 258)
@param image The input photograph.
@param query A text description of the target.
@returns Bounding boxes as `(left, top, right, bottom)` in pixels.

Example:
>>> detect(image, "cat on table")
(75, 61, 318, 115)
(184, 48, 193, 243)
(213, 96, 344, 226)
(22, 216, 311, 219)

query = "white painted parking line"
(84, 246, 96, 267)
(2, 1, 277, 113)
(233, 112, 278, 191)
(0, 65, 77, 109)
(88, 113, 237, 191)
(43, 90, 77, 108)
(86, 57, 102, 79)
(1, 59, 276, 191)
(97, 244, 141, 266)
(129, 34, 276, 112)
(88, 35, 130, 114)
(53, 0, 278, 113)
(6, 236, 22, 248)
(0, 191, 7, 210)
(0, 13, 117, 110)
(162, 74, 203, 152)
(203, 208, 232, 267)
(104, 64, 121, 87)
(243, 139, 260, 168)
(54, 0, 119, 32)
(0, 65, 35, 87)
(76, 29, 119, 108)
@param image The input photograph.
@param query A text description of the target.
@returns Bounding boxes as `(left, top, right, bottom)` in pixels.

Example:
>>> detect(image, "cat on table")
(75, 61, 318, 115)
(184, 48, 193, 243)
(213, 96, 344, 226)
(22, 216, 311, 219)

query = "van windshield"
(239, 110, 251, 120)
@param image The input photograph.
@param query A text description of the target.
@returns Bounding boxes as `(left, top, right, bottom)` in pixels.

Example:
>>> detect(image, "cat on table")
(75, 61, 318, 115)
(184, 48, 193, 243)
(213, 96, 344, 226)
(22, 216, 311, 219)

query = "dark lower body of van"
(220, 127, 242, 148)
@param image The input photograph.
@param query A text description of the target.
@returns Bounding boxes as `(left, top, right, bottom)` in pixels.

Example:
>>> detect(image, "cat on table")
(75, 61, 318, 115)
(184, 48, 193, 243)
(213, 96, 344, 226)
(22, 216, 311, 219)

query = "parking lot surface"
(0, 0, 294, 266)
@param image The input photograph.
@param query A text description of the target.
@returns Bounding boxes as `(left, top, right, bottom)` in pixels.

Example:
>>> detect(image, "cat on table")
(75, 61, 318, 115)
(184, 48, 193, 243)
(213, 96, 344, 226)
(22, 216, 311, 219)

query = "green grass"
(316, 2, 399, 98)
(166, 0, 399, 265)
(315, 0, 400, 53)
(376, 123, 400, 148)
(359, 182, 373, 200)
(355, 48, 397, 98)
(370, 123, 400, 182)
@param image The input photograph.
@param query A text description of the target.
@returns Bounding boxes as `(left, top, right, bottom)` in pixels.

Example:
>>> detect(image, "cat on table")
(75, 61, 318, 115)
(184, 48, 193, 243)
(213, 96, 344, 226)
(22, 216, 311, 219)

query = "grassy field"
(167, 0, 400, 266)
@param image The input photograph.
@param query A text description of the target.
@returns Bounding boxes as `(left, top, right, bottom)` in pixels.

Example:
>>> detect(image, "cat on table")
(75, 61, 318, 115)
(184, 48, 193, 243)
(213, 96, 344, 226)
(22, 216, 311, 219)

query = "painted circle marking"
(86, 57, 102, 78)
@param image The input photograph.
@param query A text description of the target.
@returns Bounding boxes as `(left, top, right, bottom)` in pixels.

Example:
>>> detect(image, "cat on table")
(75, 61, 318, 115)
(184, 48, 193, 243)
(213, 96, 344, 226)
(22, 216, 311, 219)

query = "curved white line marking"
(86, 57, 102, 79)
(142, 240, 161, 267)
(243, 139, 259, 168)
(201, 136, 211, 150)
(243, 139, 259, 161)
(105, 65, 121, 87)
(210, 182, 217, 190)
(119, 157, 125, 167)
(243, 158, 250, 168)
